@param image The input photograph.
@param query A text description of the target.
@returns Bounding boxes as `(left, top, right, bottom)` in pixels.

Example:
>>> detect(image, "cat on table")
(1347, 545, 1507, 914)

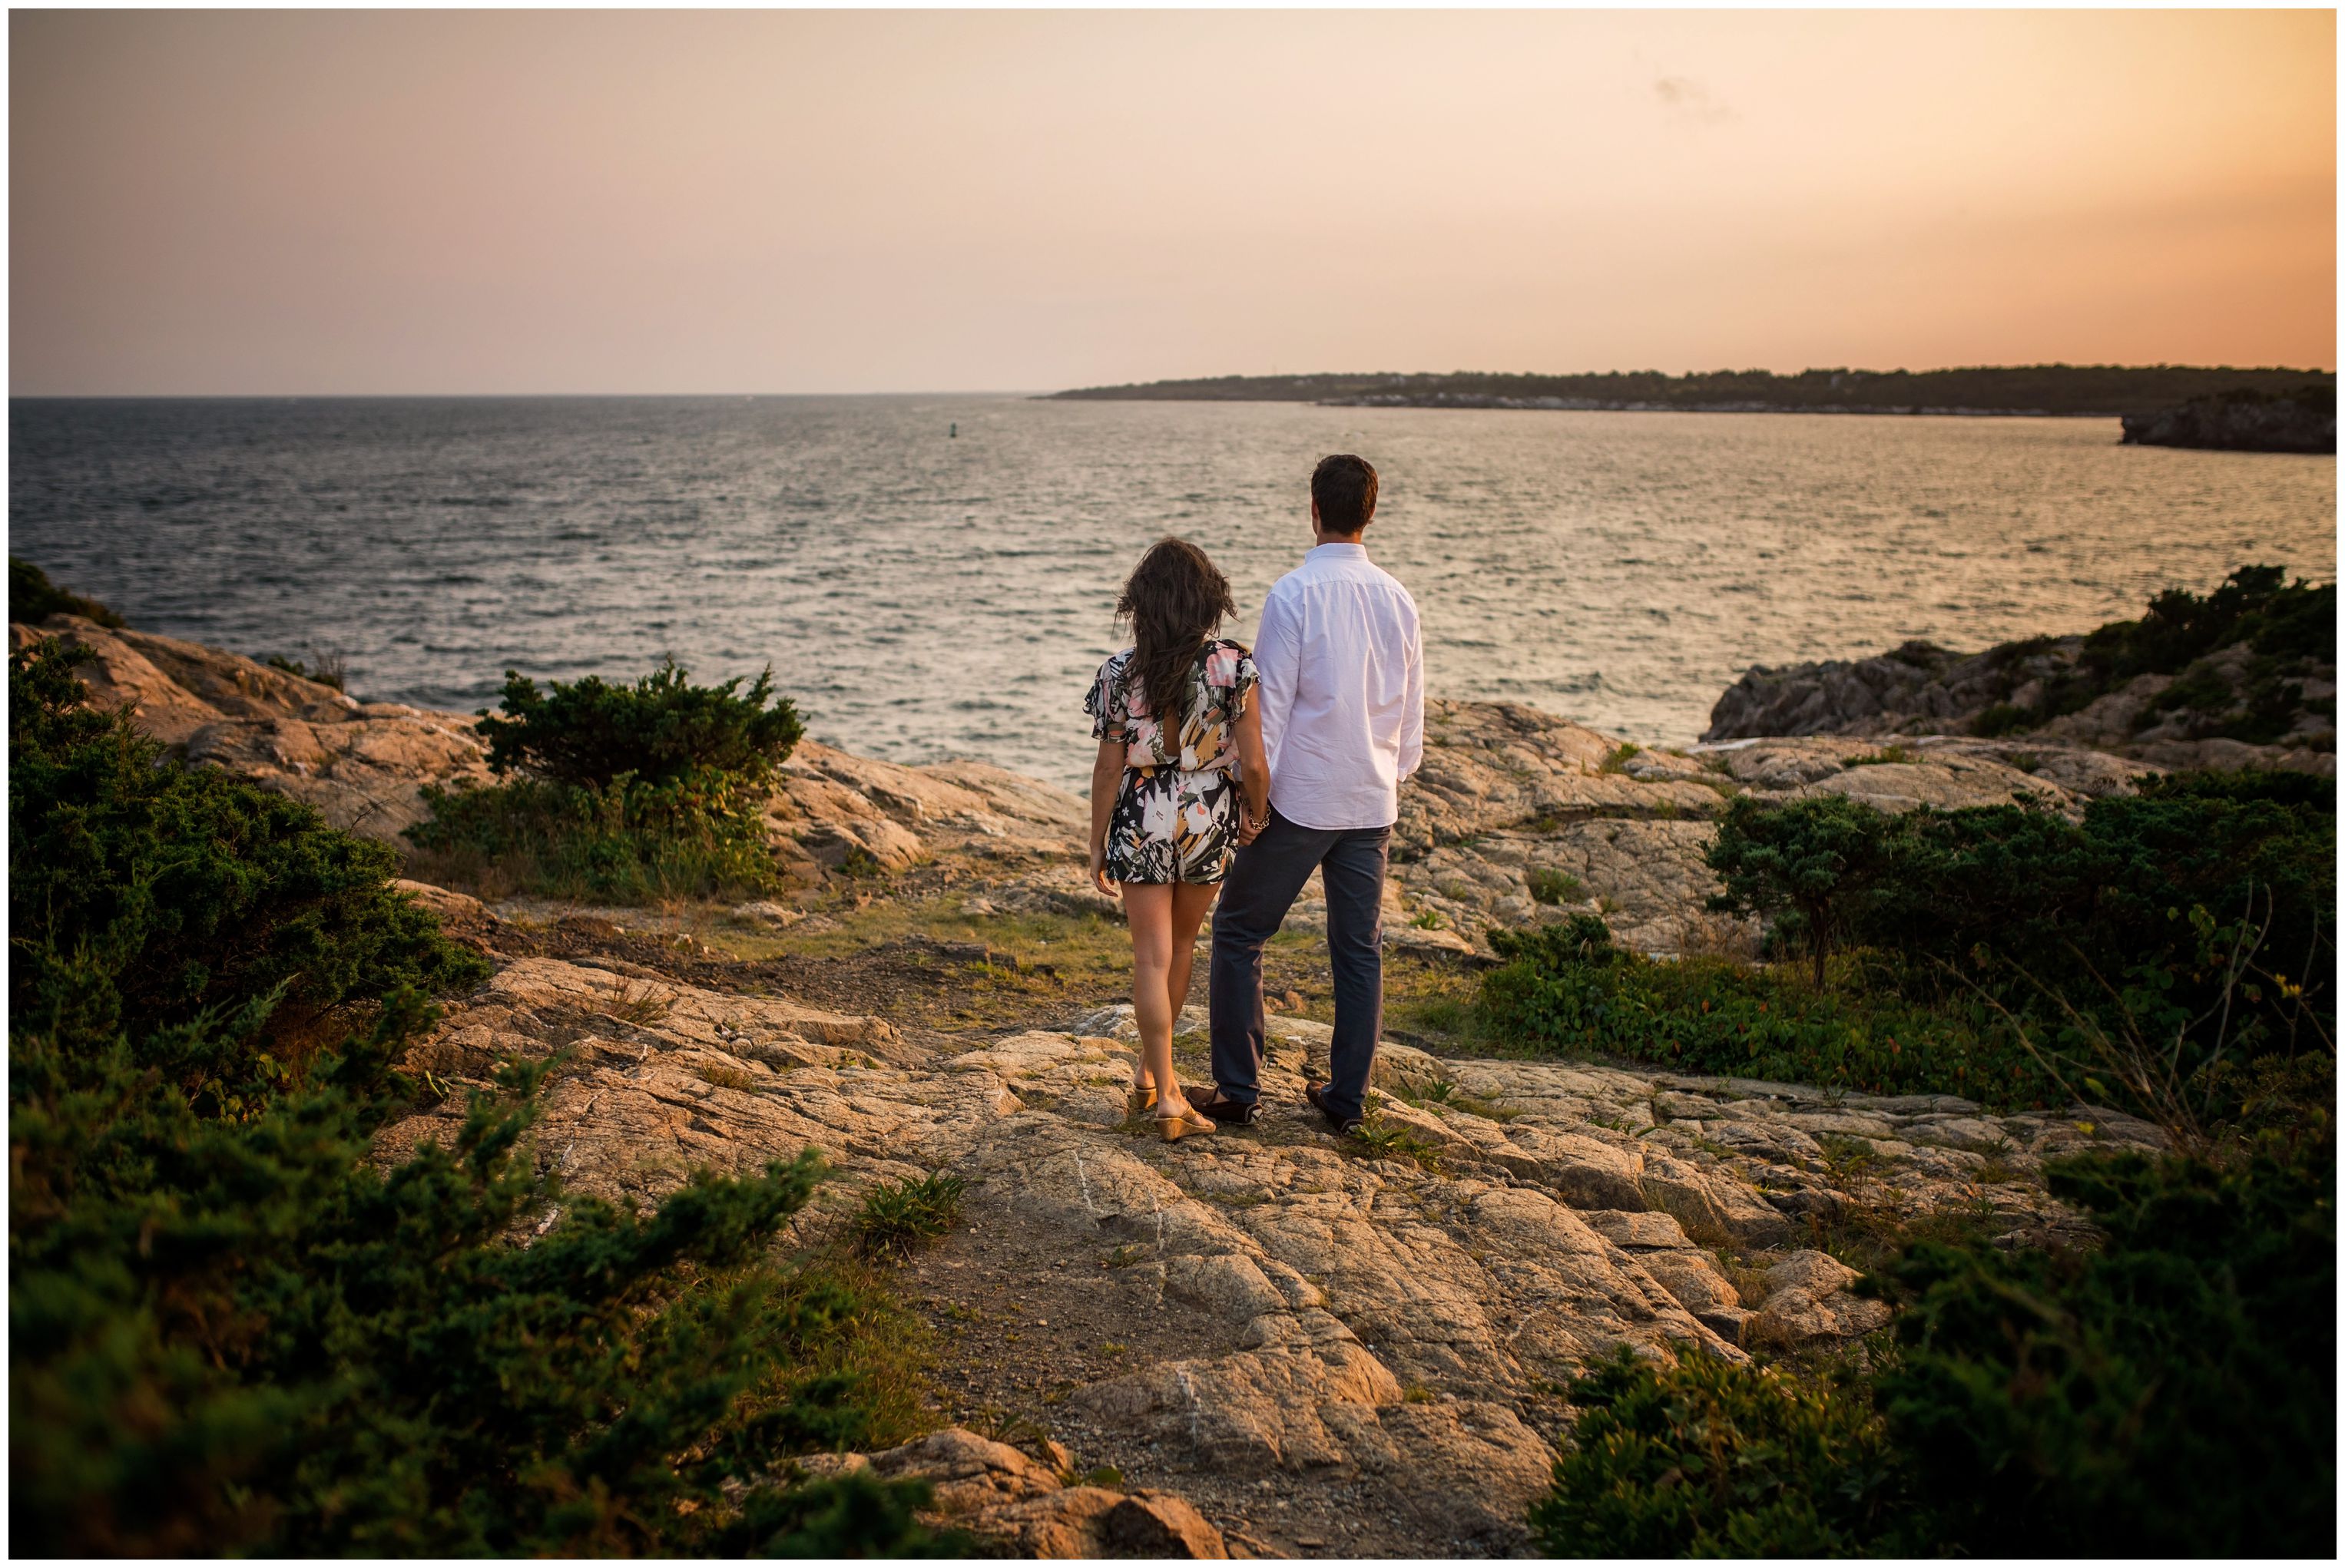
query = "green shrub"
(1528, 1348, 1912, 1556)
(1871, 1131, 2333, 1556)
(1483, 917, 2053, 1106)
(409, 769, 785, 904)
(1853, 778, 2334, 1073)
(1532, 1127, 2334, 1557)
(12, 638, 489, 1113)
(477, 657, 803, 790)
(9, 640, 934, 1555)
(2018, 565, 2333, 729)
(1970, 701, 2035, 737)
(10, 555, 126, 627)
(410, 657, 807, 904)
(1706, 795, 1906, 987)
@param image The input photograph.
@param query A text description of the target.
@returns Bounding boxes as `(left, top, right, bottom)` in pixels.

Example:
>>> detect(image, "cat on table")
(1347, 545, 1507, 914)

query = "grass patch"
(1343, 1110, 1448, 1171)
(850, 1173, 968, 1259)
(1843, 744, 1919, 767)
(264, 650, 348, 690)
(1528, 867, 1584, 905)
(1483, 918, 2055, 1108)
(1598, 742, 1641, 775)
(1398, 1078, 1519, 1122)
(407, 771, 788, 904)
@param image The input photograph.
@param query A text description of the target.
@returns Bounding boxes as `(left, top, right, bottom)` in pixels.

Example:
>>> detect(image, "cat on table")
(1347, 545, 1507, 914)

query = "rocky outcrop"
(9, 611, 1096, 878)
(2120, 387, 2337, 454)
(803, 1428, 1230, 1557)
(1376, 703, 2150, 954)
(1705, 632, 2334, 776)
(373, 943, 2155, 1553)
(11, 613, 495, 839)
(22, 614, 2185, 961)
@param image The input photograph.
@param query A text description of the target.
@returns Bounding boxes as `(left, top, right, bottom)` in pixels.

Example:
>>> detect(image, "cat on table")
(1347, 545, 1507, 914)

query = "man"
(1193, 453, 1424, 1136)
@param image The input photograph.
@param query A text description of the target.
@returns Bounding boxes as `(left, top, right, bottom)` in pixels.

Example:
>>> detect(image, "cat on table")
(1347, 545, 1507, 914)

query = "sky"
(9, 8, 2335, 395)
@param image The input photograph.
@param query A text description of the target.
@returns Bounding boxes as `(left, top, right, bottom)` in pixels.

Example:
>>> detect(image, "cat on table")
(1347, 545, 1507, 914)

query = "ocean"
(10, 395, 2333, 791)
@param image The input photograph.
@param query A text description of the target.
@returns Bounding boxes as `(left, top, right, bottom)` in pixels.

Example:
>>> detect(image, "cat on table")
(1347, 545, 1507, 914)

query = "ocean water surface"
(10, 395, 2334, 791)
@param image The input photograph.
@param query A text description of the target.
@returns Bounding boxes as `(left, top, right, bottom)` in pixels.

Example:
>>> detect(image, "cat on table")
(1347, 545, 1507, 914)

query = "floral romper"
(1085, 637, 1260, 885)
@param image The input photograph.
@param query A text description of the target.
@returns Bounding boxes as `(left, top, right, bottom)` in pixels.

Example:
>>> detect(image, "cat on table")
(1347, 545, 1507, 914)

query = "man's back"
(1253, 541, 1425, 830)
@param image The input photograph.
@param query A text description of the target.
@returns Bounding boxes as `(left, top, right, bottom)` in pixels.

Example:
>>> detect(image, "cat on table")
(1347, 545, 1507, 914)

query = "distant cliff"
(2119, 385, 2336, 454)
(1703, 566, 2336, 775)
(1049, 366, 2337, 419)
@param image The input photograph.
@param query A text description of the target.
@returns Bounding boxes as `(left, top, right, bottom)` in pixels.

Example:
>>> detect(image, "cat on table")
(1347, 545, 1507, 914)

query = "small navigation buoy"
(949, 422, 958, 438)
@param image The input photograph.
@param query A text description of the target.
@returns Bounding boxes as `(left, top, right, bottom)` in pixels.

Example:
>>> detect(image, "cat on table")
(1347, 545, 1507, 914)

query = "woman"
(1085, 538, 1270, 1141)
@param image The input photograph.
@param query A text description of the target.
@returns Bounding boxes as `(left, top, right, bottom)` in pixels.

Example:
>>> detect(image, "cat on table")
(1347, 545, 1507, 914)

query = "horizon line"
(13, 361, 2336, 401)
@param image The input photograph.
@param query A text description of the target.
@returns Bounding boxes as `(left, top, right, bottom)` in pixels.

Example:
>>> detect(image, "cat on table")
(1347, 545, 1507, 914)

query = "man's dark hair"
(1311, 454, 1379, 536)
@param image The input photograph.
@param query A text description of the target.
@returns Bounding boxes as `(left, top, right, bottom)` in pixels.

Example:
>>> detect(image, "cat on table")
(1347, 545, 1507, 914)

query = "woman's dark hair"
(1116, 538, 1235, 724)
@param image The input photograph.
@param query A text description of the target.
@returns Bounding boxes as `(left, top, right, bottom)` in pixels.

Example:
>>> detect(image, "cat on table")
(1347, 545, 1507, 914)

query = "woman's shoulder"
(1201, 637, 1255, 686)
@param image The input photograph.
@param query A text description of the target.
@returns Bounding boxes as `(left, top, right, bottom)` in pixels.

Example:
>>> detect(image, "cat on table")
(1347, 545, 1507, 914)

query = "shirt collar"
(1306, 541, 1369, 562)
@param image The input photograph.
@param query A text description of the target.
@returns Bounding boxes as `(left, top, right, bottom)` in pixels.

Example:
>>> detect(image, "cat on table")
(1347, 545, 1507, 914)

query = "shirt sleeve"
(1084, 657, 1127, 743)
(1252, 591, 1298, 756)
(1207, 640, 1260, 709)
(1396, 598, 1426, 781)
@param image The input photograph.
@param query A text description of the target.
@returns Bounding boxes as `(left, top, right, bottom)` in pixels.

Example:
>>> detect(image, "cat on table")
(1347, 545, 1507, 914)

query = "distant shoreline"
(1047, 365, 2336, 421)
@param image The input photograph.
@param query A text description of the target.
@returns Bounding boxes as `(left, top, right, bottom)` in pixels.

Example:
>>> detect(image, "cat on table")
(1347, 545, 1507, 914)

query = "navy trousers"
(1207, 806, 1392, 1123)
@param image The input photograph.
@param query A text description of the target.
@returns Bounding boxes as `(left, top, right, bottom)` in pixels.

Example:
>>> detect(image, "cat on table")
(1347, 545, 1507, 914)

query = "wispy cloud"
(1654, 75, 1735, 124)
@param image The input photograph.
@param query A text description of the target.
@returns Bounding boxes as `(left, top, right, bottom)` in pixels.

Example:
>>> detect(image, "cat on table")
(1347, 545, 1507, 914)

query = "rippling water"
(11, 395, 2333, 790)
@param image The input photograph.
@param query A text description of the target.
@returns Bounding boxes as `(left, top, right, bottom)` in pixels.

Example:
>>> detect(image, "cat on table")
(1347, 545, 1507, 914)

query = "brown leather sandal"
(1153, 1102, 1216, 1142)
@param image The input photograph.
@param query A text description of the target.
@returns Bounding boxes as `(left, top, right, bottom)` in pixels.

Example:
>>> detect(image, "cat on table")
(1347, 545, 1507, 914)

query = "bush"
(1707, 795, 1906, 987)
(1871, 1132, 2334, 1556)
(1853, 778, 2334, 1074)
(9, 640, 934, 1554)
(10, 555, 127, 627)
(1528, 1348, 1911, 1556)
(1532, 1130, 2334, 1557)
(12, 638, 489, 1113)
(477, 657, 803, 790)
(409, 657, 807, 903)
(409, 769, 786, 904)
(2028, 565, 2336, 729)
(1483, 916, 2055, 1106)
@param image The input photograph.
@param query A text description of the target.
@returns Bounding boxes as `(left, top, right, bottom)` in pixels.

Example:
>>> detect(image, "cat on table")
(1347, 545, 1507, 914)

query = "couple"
(1085, 453, 1424, 1143)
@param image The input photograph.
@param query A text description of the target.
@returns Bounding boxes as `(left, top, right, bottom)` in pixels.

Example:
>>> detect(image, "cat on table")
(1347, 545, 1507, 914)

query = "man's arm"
(1396, 597, 1425, 781)
(1253, 587, 1298, 759)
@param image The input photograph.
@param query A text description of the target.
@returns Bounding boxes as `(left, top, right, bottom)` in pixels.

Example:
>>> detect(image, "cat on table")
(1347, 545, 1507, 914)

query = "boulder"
(843, 1428, 1230, 1558)
(13, 614, 494, 840)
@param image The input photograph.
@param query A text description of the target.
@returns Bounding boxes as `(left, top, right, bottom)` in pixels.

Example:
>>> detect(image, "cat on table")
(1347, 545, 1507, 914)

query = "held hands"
(1236, 806, 1266, 846)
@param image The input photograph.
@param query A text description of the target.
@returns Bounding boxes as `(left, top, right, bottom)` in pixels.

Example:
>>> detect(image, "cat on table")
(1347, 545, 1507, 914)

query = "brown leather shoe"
(1186, 1084, 1260, 1126)
(1306, 1080, 1366, 1137)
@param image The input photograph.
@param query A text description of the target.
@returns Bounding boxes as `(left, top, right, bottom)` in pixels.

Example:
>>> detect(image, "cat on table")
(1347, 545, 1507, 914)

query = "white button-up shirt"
(1251, 541, 1426, 830)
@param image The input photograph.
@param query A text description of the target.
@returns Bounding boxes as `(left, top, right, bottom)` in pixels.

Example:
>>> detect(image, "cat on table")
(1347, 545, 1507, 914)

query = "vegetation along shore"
(1052, 365, 2338, 440)
(11, 554, 2333, 1556)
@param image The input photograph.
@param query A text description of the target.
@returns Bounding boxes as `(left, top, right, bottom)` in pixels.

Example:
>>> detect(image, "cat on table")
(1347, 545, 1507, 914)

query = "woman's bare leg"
(1166, 881, 1221, 1024)
(1121, 882, 1196, 1115)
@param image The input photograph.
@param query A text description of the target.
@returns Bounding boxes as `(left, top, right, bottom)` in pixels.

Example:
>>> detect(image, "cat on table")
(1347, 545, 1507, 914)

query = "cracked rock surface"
(377, 954, 2162, 1556)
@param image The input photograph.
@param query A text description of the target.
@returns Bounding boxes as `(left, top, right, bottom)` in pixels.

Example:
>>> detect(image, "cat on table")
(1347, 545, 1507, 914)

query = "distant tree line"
(1050, 365, 2336, 417)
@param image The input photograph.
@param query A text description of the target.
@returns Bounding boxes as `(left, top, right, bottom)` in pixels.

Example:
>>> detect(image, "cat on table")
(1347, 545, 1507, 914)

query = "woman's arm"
(1088, 738, 1124, 896)
(1234, 690, 1270, 843)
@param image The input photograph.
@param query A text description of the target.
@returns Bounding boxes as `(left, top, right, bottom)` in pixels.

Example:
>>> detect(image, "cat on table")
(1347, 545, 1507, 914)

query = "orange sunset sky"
(10, 8, 2336, 395)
